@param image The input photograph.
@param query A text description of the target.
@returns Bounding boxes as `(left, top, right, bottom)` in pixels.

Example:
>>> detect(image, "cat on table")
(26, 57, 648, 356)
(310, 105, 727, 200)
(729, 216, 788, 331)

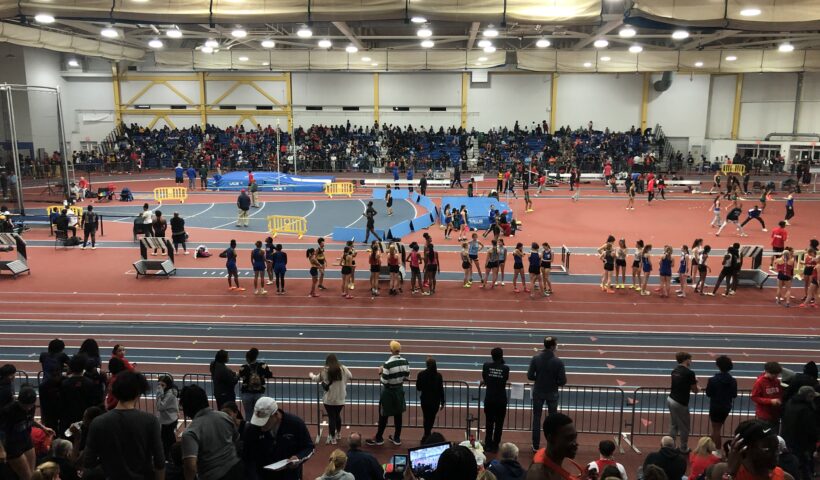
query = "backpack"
(247, 363, 263, 391)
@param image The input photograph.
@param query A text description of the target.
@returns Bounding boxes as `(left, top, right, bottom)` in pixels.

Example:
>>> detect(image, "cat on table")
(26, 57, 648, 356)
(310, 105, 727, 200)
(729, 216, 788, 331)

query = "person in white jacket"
(310, 354, 353, 445)
(156, 374, 179, 458)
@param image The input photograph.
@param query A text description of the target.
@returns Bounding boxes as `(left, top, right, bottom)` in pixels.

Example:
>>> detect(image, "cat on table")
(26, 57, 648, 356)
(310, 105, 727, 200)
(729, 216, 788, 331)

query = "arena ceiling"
(1, 0, 820, 71)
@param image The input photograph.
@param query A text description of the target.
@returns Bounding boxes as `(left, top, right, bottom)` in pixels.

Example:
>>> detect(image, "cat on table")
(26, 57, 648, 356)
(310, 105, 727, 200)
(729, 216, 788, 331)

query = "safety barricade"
(324, 182, 355, 198)
(625, 387, 755, 452)
(268, 215, 307, 239)
(153, 187, 188, 204)
(722, 164, 746, 175)
(474, 383, 626, 443)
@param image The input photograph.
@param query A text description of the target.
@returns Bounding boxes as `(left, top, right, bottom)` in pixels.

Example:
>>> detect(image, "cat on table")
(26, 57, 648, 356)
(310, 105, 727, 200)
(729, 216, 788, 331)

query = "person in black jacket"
(643, 436, 687, 480)
(415, 357, 445, 444)
(487, 442, 525, 480)
(782, 361, 819, 404)
(705, 355, 737, 450)
(781, 386, 818, 480)
(527, 336, 567, 450)
(210, 349, 238, 410)
(482, 347, 510, 453)
(59, 354, 103, 435)
(0, 363, 16, 409)
(345, 432, 383, 480)
(242, 397, 315, 480)
(236, 190, 251, 227)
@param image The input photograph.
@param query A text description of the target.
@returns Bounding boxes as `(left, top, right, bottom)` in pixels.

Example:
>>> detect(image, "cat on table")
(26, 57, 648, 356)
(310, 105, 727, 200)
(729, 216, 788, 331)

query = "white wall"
(646, 72, 710, 144)
(797, 72, 820, 133)
(706, 74, 736, 139)
(555, 73, 643, 131)
(23, 48, 66, 155)
(468, 73, 550, 131)
(738, 73, 797, 139)
(0, 45, 32, 153)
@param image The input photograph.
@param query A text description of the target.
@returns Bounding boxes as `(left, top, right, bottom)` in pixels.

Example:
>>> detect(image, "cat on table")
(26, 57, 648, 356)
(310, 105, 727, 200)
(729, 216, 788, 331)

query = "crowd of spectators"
(0, 336, 816, 480)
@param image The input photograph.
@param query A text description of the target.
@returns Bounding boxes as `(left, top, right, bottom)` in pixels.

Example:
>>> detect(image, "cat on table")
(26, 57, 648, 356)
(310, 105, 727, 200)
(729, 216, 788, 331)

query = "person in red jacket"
(751, 361, 784, 429)
(769, 221, 788, 269)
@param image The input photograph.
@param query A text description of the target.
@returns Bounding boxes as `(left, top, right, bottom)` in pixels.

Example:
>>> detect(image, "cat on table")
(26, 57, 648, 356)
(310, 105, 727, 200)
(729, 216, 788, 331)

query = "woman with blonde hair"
(315, 449, 355, 480)
(30, 461, 60, 480)
(310, 354, 352, 445)
(387, 243, 401, 296)
(688, 437, 720, 480)
(774, 246, 796, 307)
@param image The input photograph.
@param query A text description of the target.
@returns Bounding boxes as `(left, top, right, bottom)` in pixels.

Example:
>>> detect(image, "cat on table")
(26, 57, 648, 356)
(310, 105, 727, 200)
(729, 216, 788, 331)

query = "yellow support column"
(198, 72, 207, 127)
(111, 64, 122, 125)
(461, 72, 468, 129)
(550, 73, 558, 132)
(640, 72, 650, 131)
(731, 73, 744, 140)
(374, 73, 380, 125)
(286, 72, 294, 134)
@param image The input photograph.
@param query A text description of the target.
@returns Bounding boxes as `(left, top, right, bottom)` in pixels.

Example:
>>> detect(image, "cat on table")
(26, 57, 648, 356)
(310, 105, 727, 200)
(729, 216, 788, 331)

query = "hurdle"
(323, 182, 355, 198)
(154, 187, 188, 204)
(721, 164, 746, 175)
(268, 215, 307, 239)
(551, 245, 572, 274)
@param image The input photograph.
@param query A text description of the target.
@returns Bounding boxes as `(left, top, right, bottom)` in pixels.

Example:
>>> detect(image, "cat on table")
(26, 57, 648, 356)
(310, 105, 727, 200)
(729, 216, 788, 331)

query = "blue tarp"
(439, 197, 513, 230)
(207, 171, 335, 192)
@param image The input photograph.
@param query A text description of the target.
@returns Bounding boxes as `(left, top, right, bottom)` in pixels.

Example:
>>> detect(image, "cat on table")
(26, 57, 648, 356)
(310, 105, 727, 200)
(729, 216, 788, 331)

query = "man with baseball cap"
(241, 397, 314, 479)
(366, 340, 410, 447)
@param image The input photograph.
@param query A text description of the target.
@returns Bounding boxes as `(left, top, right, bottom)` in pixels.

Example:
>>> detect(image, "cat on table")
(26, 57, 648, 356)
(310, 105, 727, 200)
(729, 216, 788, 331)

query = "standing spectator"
(587, 440, 628, 480)
(415, 357, 445, 444)
(345, 432, 382, 480)
(781, 386, 818, 480)
(180, 384, 244, 480)
(526, 413, 581, 480)
(174, 163, 184, 184)
(39, 339, 69, 383)
(309, 354, 352, 445)
(151, 210, 168, 255)
(80, 205, 99, 250)
(210, 349, 239, 410)
(0, 363, 16, 408)
(199, 164, 209, 190)
(186, 165, 196, 190)
(688, 437, 720, 480)
(527, 336, 567, 451)
(668, 351, 699, 452)
(156, 375, 179, 459)
(487, 442, 525, 480)
(751, 361, 784, 430)
(241, 397, 315, 480)
(0, 386, 55, 480)
(782, 361, 818, 404)
(366, 341, 410, 446)
(83, 371, 165, 479)
(140, 203, 154, 237)
(643, 436, 687, 480)
(236, 189, 251, 227)
(249, 179, 259, 208)
(59, 354, 102, 435)
(419, 172, 428, 197)
(39, 340, 69, 431)
(482, 347, 510, 453)
(316, 449, 355, 480)
(108, 344, 136, 372)
(239, 348, 273, 421)
(170, 212, 188, 255)
(705, 355, 737, 449)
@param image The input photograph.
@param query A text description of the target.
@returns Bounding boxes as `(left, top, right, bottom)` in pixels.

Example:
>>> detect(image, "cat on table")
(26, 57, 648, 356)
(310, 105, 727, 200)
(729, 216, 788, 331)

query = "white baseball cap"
(250, 397, 279, 427)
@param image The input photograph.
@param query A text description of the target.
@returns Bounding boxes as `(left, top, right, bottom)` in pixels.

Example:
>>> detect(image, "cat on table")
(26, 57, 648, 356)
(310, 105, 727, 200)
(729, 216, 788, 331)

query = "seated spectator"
(458, 434, 486, 466)
(30, 461, 61, 480)
(708, 420, 796, 480)
(422, 432, 447, 446)
(780, 386, 818, 480)
(241, 397, 315, 480)
(316, 449, 355, 480)
(688, 438, 720, 480)
(775, 437, 800, 480)
(0, 363, 16, 408)
(0, 386, 55, 480)
(345, 432, 382, 480)
(220, 401, 246, 457)
(120, 187, 133, 202)
(643, 436, 687, 480)
(31, 424, 56, 462)
(487, 442, 525, 480)
(587, 440, 627, 480)
(643, 465, 669, 480)
(54, 209, 75, 237)
(432, 446, 479, 480)
(44, 438, 79, 480)
(527, 413, 585, 480)
(179, 384, 243, 480)
(67, 406, 103, 469)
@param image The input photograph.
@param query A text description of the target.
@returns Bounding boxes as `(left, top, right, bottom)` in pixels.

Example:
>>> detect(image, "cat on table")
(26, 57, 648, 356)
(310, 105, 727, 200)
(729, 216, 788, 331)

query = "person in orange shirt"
(709, 420, 794, 480)
(527, 413, 593, 480)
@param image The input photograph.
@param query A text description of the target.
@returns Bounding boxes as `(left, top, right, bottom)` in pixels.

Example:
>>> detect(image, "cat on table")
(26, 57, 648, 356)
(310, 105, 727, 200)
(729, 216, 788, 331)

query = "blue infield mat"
(439, 197, 513, 230)
(207, 171, 335, 192)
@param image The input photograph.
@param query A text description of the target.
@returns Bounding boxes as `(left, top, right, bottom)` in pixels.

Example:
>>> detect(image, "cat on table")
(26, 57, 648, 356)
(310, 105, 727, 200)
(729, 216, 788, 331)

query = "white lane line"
(185, 203, 216, 219)
(210, 202, 267, 230)
(304, 200, 317, 219)
(341, 199, 367, 229)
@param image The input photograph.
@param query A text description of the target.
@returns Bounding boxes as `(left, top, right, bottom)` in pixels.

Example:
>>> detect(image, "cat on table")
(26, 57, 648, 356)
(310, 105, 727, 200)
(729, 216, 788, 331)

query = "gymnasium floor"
(4, 172, 819, 475)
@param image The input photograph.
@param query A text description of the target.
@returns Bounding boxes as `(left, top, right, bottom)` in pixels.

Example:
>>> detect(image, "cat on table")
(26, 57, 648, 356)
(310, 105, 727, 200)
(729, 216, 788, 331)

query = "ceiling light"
(421, 40, 434, 48)
(619, 27, 636, 38)
(536, 38, 551, 48)
(34, 14, 55, 24)
(318, 39, 332, 48)
(483, 28, 499, 38)
(263, 62, 270, 66)
(778, 43, 795, 53)
(346, 45, 358, 53)
(67, 59, 80, 68)
(148, 39, 164, 49)
(477, 39, 492, 48)
(694, 61, 704, 67)
(484, 45, 496, 53)
(593, 39, 609, 48)
(629, 45, 643, 53)
(238, 56, 249, 62)
(261, 39, 275, 48)
(201, 46, 214, 54)
(410, 16, 427, 24)
(600, 56, 611, 61)
(417, 27, 432, 38)
(100, 27, 118, 38)
(725, 55, 737, 61)
(672, 30, 689, 40)
(297, 26, 312, 38)
(740, 7, 761, 16)
(371, 62, 379, 66)
(478, 56, 488, 61)
(361, 56, 371, 62)
(583, 62, 592, 67)
(166, 28, 182, 39)
(231, 28, 247, 38)
(205, 39, 219, 48)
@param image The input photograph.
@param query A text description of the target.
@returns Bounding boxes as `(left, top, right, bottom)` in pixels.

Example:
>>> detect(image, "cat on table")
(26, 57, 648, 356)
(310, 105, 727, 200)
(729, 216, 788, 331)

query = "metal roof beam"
(572, 18, 623, 50)
(332, 21, 365, 50)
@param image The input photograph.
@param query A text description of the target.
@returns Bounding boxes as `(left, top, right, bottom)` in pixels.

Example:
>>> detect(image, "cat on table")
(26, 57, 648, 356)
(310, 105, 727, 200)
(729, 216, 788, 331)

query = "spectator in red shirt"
(770, 221, 788, 268)
(751, 361, 784, 430)
(688, 437, 720, 480)
(108, 344, 136, 373)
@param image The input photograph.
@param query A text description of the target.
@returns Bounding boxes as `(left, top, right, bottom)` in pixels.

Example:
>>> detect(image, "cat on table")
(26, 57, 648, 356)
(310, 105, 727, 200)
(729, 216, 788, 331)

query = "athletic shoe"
(762, 228, 768, 232)
(229, 287, 237, 291)
(365, 438, 384, 446)
(349, 284, 355, 290)
(91, 246, 97, 250)
(265, 280, 273, 285)
(514, 288, 520, 293)
(640, 291, 651, 296)
(318, 285, 327, 290)
(501, 282, 505, 286)
(606, 289, 615, 294)
(388, 435, 402, 446)
(677, 292, 686, 297)
(799, 303, 808, 308)
(703, 292, 715, 296)
(184, 250, 189, 254)
(728, 290, 736, 295)
(236, 288, 246, 292)
(81, 246, 86, 250)
(326, 436, 333, 445)
(464, 283, 471, 288)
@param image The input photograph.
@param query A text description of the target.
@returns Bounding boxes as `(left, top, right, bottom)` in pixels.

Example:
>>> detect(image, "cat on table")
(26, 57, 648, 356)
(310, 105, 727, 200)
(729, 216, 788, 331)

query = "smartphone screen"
(391, 454, 408, 473)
